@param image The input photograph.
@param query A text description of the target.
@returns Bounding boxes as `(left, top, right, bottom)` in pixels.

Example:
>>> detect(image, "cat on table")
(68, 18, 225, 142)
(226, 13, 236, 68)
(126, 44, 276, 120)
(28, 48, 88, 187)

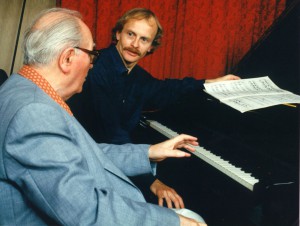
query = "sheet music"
(204, 76, 300, 112)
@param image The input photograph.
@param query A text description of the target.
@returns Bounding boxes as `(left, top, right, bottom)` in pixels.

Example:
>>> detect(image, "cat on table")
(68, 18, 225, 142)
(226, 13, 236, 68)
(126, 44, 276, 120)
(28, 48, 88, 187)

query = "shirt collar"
(109, 45, 130, 75)
(18, 65, 73, 116)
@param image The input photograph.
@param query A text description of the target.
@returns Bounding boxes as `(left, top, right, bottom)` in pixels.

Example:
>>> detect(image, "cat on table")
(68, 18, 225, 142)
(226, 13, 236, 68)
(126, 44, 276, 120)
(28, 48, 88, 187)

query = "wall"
(0, 0, 56, 76)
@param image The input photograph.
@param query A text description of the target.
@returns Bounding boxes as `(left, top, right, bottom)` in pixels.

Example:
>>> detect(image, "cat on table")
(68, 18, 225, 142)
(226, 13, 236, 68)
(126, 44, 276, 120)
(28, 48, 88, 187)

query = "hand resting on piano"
(205, 74, 240, 83)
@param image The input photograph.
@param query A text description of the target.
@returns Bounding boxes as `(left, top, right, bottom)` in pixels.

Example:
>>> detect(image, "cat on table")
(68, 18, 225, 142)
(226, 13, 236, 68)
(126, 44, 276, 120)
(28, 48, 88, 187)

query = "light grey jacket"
(0, 74, 179, 226)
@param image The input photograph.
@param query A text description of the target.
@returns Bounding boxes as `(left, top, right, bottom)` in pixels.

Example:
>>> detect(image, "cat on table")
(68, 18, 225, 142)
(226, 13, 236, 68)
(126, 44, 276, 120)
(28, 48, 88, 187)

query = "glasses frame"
(74, 47, 100, 64)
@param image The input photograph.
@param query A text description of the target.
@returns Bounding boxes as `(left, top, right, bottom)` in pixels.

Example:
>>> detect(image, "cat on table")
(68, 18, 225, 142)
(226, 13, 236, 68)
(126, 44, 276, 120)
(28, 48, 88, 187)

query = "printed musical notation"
(204, 76, 300, 112)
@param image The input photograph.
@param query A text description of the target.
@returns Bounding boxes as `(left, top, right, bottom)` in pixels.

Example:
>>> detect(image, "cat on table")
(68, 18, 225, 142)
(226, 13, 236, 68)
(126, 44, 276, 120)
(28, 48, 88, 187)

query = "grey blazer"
(0, 74, 178, 226)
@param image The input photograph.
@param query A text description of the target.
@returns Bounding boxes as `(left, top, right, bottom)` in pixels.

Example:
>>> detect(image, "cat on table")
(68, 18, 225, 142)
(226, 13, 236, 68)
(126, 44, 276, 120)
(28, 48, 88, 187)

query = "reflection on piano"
(133, 2, 299, 226)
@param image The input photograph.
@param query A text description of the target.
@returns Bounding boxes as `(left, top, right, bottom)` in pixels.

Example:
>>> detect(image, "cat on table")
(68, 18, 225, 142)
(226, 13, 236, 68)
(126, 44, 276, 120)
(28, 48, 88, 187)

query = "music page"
(204, 76, 300, 112)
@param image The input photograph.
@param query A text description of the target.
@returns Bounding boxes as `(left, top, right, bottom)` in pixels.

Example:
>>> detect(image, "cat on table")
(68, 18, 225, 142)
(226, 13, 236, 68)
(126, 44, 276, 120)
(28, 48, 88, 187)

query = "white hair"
(23, 8, 83, 66)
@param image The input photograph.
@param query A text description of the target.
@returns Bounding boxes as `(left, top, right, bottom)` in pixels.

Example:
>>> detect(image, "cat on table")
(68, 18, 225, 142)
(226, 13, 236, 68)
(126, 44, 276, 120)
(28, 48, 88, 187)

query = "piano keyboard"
(147, 120, 259, 191)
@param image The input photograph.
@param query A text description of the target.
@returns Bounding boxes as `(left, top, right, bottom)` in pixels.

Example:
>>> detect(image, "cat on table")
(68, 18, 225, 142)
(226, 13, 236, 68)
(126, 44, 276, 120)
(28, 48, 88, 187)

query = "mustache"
(123, 47, 141, 56)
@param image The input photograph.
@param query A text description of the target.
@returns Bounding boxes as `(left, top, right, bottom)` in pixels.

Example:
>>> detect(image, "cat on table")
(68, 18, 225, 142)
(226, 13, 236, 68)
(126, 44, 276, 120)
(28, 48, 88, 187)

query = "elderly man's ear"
(59, 48, 76, 73)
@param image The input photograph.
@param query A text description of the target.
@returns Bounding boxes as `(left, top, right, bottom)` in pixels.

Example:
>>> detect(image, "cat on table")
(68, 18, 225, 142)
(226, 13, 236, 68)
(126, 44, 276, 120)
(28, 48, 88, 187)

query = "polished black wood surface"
(132, 3, 299, 226)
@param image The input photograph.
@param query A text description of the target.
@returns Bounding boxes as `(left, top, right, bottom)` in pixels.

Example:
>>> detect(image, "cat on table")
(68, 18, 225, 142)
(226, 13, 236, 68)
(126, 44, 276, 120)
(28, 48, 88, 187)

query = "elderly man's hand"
(150, 179, 184, 209)
(205, 74, 240, 83)
(148, 134, 198, 162)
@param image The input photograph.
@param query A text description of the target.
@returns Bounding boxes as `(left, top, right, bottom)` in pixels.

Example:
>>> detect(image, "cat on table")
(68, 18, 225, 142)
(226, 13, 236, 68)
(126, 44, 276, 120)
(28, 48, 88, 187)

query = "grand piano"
(133, 2, 299, 226)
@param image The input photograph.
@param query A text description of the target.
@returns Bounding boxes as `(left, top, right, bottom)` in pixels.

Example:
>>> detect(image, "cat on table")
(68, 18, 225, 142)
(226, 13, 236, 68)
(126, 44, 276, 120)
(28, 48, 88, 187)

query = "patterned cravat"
(18, 65, 73, 116)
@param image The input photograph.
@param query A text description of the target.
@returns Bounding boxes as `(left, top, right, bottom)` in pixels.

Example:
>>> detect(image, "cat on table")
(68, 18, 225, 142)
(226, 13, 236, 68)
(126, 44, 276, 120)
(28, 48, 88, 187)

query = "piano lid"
(231, 1, 300, 94)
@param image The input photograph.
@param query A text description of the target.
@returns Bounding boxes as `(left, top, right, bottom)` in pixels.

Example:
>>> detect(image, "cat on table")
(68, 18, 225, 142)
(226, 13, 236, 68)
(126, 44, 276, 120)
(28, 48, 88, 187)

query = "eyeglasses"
(74, 47, 100, 64)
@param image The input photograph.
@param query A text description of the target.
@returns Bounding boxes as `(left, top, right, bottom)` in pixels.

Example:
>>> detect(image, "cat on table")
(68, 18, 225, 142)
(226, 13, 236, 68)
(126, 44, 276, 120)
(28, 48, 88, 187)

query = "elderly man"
(0, 7, 207, 226)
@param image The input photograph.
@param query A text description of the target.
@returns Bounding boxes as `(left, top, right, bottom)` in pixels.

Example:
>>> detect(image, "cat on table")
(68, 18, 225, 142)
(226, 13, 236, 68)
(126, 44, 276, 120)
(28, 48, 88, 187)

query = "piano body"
(133, 2, 299, 226)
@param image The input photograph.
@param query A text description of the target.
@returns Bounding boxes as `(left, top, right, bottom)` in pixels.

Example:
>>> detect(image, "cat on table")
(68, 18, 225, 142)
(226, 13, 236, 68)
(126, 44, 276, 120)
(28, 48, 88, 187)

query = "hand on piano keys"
(148, 134, 199, 162)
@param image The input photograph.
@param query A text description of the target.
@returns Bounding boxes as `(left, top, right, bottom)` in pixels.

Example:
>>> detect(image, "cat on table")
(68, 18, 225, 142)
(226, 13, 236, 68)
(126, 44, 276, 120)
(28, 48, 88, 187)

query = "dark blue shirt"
(69, 45, 205, 144)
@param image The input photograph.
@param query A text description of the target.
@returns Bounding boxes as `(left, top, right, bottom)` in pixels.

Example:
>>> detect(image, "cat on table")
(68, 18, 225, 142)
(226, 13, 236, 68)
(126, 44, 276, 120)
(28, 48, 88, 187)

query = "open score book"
(203, 76, 300, 113)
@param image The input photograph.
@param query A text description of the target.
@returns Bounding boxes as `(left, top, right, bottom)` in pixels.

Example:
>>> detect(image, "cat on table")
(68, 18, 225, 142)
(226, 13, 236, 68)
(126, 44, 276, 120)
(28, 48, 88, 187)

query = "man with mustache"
(69, 8, 239, 210)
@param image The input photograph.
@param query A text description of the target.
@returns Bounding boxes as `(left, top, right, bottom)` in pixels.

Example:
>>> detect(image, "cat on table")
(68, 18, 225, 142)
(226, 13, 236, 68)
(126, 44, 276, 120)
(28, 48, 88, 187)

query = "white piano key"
(147, 120, 259, 191)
